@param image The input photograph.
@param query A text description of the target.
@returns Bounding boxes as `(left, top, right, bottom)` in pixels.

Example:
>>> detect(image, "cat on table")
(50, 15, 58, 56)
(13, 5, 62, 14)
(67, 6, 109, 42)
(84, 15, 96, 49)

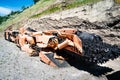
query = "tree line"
(0, 11, 22, 24)
(0, 6, 29, 25)
(0, 0, 40, 25)
(33, 0, 40, 3)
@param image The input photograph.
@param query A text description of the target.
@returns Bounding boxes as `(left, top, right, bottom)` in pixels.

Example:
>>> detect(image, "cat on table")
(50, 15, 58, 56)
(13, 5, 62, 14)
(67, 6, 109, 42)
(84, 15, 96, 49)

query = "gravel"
(0, 36, 98, 80)
(0, 28, 120, 80)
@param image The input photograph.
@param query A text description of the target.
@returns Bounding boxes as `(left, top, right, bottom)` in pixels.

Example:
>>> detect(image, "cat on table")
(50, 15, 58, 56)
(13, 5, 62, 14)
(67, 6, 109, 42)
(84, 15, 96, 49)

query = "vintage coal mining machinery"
(4, 27, 83, 66)
(4, 27, 120, 67)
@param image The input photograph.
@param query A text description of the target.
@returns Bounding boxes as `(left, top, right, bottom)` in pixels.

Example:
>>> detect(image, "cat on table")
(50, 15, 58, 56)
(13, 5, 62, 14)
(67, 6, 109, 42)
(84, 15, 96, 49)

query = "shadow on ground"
(55, 31, 120, 76)
(56, 49, 113, 76)
(106, 71, 120, 80)
(66, 57, 113, 76)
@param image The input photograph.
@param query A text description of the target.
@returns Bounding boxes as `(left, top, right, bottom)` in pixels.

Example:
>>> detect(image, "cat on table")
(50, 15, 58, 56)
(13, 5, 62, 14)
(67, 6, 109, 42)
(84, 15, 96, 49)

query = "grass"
(31, 0, 101, 18)
(0, 0, 55, 31)
(66, 0, 101, 9)
(31, 3, 61, 18)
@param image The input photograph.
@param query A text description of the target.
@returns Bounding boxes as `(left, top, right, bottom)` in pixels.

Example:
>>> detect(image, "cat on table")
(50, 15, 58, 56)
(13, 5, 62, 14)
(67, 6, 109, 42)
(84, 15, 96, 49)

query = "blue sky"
(0, 0, 34, 16)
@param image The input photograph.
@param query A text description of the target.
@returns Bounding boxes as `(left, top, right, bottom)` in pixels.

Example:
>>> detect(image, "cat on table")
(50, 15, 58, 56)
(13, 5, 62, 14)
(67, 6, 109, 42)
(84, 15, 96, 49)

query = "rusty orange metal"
(4, 27, 83, 67)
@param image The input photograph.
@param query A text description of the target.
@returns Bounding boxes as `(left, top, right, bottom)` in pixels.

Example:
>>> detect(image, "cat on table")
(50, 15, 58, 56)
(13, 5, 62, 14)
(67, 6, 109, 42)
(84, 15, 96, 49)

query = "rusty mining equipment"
(4, 27, 120, 67)
(4, 27, 83, 67)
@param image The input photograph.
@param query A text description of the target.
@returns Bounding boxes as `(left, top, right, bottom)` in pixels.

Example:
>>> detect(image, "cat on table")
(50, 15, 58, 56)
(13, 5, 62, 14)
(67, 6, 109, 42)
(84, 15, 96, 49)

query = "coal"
(76, 30, 120, 64)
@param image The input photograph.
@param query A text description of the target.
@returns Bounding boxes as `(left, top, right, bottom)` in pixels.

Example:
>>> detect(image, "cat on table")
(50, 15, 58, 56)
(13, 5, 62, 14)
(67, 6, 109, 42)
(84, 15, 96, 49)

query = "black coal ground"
(76, 31, 120, 64)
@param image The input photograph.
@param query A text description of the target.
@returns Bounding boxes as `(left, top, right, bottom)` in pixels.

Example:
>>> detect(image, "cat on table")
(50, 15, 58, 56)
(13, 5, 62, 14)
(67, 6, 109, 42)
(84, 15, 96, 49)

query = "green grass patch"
(31, 0, 101, 18)
(31, 4, 61, 18)
(66, 0, 101, 9)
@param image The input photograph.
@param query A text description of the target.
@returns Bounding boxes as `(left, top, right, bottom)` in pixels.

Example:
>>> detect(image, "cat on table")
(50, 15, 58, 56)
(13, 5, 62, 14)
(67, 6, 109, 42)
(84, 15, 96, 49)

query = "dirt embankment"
(24, 0, 120, 44)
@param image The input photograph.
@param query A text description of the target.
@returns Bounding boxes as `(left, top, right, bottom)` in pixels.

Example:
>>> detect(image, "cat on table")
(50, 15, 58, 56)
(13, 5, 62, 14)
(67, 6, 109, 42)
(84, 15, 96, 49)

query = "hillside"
(24, 0, 120, 45)
(0, 0, 120, 80)
(0, 0, 102, 31)
(0, 0, 119, 31)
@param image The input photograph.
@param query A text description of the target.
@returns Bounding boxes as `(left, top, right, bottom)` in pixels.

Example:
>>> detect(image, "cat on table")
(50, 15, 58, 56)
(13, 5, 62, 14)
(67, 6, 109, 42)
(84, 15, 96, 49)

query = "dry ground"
(0, 34, 120, 80)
